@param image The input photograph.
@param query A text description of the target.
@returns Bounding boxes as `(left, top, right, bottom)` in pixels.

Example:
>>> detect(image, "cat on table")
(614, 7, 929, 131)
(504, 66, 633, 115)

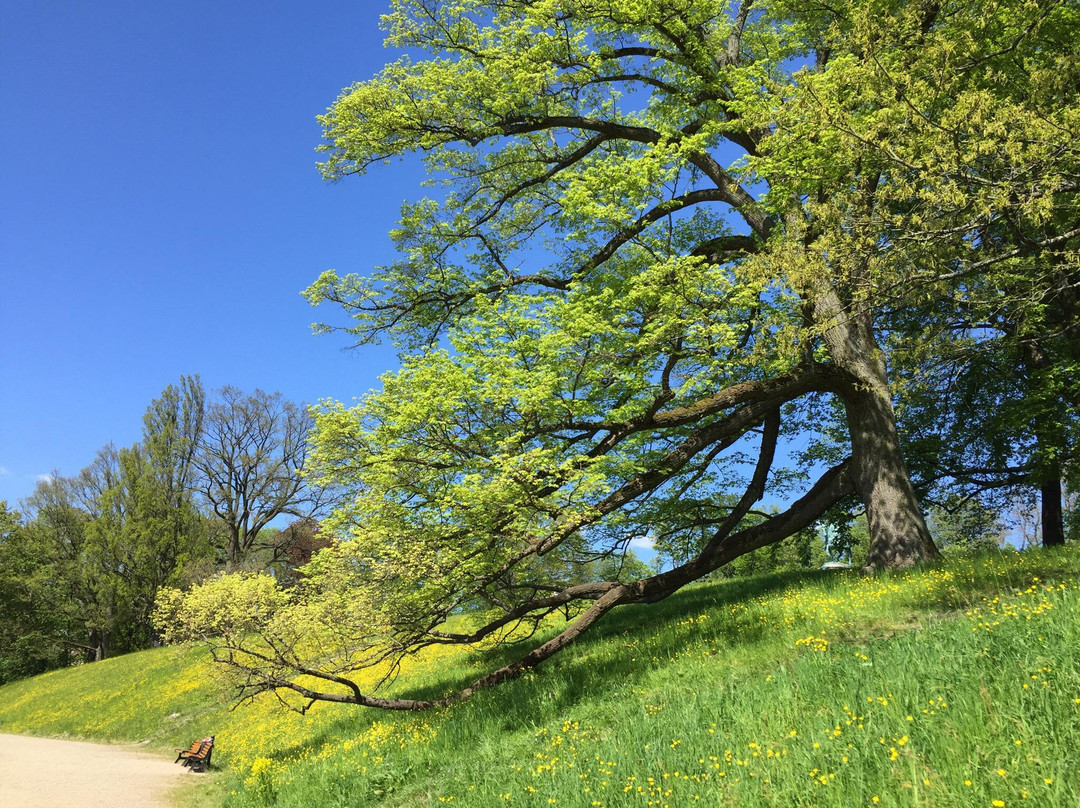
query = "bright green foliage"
(155, 573, 292, 648)
(757, 0, 1078, 280)
(792, 0, 1080, 539)
(308, 0, 852, 655)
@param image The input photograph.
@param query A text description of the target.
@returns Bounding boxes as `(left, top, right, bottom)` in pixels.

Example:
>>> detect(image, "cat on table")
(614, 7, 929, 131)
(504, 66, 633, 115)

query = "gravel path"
(0, 733, 192, 808)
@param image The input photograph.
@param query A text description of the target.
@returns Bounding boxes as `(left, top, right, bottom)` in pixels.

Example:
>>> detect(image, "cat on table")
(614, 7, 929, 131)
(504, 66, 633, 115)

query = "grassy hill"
(1, 547, 1078, 807)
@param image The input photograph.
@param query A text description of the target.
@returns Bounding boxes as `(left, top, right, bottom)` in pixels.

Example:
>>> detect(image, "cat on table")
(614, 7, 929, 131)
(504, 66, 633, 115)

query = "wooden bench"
(174, 740, 203, 763)
(175, 736, 215, 772)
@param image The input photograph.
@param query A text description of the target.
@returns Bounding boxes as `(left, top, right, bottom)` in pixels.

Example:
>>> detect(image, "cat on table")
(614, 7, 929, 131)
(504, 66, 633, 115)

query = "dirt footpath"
(0, 733, 191, 808)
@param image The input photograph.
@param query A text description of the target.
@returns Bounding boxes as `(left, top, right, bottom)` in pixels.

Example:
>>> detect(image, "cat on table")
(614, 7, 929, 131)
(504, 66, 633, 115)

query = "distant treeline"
(0, 376, 327, 683)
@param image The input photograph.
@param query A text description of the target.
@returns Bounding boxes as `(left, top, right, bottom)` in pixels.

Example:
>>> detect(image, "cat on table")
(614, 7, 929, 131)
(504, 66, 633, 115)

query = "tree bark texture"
(1041, 472, 1065, 547)
(1023, 339, 1067, 548)
(815, 285, 939, 568)
(846, 387, 940, 567)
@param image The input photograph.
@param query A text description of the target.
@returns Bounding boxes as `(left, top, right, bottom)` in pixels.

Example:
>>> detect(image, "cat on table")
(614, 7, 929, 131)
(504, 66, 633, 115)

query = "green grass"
(2, 546, 1079, 807)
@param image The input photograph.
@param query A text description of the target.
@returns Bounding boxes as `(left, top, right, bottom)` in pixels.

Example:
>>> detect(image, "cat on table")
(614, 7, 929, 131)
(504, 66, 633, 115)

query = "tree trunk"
(1041, 471, 1065, 547)
(815, 286, 939, 569)
(846, 387, 939, 567)
(87, 628, 110, 662)
(229, 526, 242, 564)
(1022, 339, 1067, 548)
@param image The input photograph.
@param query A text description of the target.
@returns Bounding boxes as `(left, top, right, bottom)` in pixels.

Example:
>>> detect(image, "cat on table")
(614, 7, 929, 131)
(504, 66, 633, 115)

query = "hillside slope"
(1, 547, 1078, 807)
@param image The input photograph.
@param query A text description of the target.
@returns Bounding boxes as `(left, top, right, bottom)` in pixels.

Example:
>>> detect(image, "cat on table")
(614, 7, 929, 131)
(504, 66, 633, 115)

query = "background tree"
(713, 525, 828, 578)
(83, 378, 211, 650)
(2, 379, 214, 671)
(0, 502, 73, 683)
(18, 470, 117, 662)
(898, 329, 1076, 549)
(1065, 484, 1080, 544)
(195, 386, 318, 564)
(269, 518, 333, 585)
(0, 379, 328, 681)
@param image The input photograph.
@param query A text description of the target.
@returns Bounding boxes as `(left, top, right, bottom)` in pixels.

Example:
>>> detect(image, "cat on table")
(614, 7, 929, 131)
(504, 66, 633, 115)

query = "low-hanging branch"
(205, 447, 854, 713)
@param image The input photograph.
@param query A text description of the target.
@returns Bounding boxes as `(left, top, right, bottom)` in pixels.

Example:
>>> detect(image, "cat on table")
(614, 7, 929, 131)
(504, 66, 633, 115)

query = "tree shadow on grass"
(387, 569, 825, 716)
(381, 548, 1080, 723)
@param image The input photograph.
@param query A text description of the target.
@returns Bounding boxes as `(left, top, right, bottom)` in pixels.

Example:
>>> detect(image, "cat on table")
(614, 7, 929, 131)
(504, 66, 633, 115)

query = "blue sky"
(1, 1, 425, 505)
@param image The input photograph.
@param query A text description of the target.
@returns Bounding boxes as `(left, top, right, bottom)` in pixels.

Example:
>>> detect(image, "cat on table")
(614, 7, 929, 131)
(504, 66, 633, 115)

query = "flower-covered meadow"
(1, 546, 1077, 807)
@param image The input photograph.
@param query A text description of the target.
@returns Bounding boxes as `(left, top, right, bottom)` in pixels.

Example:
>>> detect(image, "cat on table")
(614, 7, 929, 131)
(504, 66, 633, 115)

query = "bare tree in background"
(196, 387, 318, 563)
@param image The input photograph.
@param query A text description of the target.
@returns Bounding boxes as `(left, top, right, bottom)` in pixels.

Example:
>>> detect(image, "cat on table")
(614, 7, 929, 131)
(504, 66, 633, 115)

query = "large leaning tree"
(158, 0, 1078, 711)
